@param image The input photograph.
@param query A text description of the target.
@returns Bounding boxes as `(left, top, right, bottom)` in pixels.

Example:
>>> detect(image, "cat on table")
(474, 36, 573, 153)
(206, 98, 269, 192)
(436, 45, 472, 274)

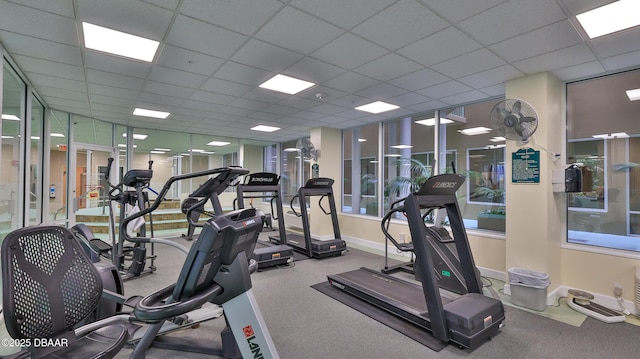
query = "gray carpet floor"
(113, 230, 640, 359)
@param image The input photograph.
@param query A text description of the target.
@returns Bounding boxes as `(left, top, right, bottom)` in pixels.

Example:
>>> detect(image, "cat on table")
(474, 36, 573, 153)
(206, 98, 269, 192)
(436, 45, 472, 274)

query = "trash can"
(508, 267, 550, 311)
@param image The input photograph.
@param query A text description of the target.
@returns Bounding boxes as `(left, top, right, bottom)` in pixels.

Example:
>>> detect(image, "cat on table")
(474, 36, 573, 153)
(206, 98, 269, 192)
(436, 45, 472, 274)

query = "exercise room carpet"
(311, 281, 447, 352)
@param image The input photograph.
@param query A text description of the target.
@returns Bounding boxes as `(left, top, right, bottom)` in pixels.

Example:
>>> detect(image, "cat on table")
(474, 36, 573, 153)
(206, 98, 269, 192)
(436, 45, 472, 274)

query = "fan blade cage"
(490, 99, 539, 141)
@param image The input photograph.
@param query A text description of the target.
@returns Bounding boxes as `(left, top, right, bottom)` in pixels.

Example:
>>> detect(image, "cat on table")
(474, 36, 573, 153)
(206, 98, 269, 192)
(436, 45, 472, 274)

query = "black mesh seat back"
(1, 225, 103, 340)
(172, 208, 263, 302)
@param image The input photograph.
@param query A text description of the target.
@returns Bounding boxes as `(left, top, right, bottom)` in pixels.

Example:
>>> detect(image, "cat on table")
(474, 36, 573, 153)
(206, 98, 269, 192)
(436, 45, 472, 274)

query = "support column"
(504, 72, 564, 294)
(309, 127, 341, 237)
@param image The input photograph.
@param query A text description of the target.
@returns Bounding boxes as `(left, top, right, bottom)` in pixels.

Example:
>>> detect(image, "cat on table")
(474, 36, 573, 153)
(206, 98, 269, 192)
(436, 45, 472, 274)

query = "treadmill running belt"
(311, 281, 447, 351)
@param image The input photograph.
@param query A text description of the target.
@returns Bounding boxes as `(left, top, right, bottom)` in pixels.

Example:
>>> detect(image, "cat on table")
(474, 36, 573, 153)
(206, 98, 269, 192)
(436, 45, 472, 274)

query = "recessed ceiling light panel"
(133, 108, 171, 119)
(576, 0, 640, 39)
(626, 88, 640, 101)
(259, 74, 315, 95)
(415, 118, 454, 126)
(355, 101, 399, 114)
(251, 125, 281, 132)
(207, 141, 231, 146)
(82, 22, 160, 62)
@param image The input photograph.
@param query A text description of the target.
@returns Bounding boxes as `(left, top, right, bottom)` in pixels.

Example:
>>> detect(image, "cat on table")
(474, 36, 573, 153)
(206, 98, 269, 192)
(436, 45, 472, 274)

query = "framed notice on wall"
(512, 147, 540, 183)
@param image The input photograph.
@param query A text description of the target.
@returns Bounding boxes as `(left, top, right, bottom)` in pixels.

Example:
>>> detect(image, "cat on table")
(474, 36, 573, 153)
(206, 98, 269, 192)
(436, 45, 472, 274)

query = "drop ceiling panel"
(84, 51, 152, 79)
(284, 57, 345, 84)
(551, 61, 605, 81)
(76, 0, 173, 40)
(311, 33, 387, 70)
(458, 64, 524, 89)
(136, 92, 186, 108)
(323, 72, 380, 93)
(416, 81, 473, 99)
(397, 27, 482, 66)
(213, 61, 273, 86)
(490, 20, 583, 62)
(439, 90, 490, 105)
(602, 49, 640, 71)
(142, 81, 195, 99)
(14, 56, 85, 81)
(0, 31, 83, 66)
(35, 86, 88, 102)
(590, 28, 640, 58)
(165, 15, 248, 58)
(148, 66, 208, 89)
(431, 48, 506, 79)
(179, 0, 283, 36)
(0, 1, 78, 45)
(352, 0, 449, 50)
(458, 0, 567, 45)
(88, 83, 140, 100)
(290, 0, 395, 30)
(200, 78, 252, 97)
(255, 6, 342, 55)
(232, 39, 304, 72)
(513, 43, 597, 74)
(25, 73, 87, 92)
(188, 90, 236, 105)
(425, 0, 506, 23)
(87, 69, 146, 90)
(388, 68, 449, 92)
(356, 83, 407, 100)
(354, 53, 422, 82)
(156, 45, 224, 76)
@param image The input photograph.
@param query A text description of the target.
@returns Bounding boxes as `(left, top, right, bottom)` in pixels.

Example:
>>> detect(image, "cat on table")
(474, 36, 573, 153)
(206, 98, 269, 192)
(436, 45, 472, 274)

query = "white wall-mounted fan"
(296, 138, 319, 161)
(490, 99, 539, 143)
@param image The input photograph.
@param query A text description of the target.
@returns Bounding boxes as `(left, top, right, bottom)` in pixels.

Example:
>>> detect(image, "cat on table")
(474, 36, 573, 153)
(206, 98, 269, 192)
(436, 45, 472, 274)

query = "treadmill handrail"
(289, 195, 302, 217)
(318, 195, 331, 215)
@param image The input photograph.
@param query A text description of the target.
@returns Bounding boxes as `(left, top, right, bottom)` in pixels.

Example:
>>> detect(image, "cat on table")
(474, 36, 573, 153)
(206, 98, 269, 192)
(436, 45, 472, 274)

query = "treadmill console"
(190, 167, 249, 197)
(416, 174, 465, 196)
(303, 177, 334, 189)
(245, 172, 280, 186)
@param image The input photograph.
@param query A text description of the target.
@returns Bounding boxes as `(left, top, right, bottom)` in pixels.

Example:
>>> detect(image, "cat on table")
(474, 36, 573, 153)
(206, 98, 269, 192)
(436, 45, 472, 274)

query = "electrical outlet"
(614, 282, 623, 297)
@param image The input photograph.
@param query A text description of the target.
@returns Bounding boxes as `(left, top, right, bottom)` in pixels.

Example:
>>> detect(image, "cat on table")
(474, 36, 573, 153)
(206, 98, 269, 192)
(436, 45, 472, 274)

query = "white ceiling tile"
(425, 0, 506, 23)
(179, 0, 282, 35)
(284, 57, 345, 84)
(298, 85, 347, 103)
(148, 66, 208, 89)
(136, 93, 185, 107)
(15, 56, 85, 81)
(213, 62, 273, 86)
(480, 83, 505, 97)
(416, 81, 473, 99)
(35, 86, 88, 102)
(0, 1, 78, 45)
(200, 78, 252, 97)
(232, 39, 303, 72)
(388, 68, 450, 92)
(458, 65, 524, 89)
(290, 0, 395, 29)
(602, 49, 640, 72)
(328, 94, 370, 109)
(354, 53, 422, 81)
(309, 103, 350, 115)
(406, 100, 448, 113)
(332, 109, 367, 120)
(84, 51, 152, 78)
(312, 33, 387, 70)
(165, 15, 248, 58)
(0, 31, 83, 66)
(255, 6, 342, 54)
(389, 92, 432, 107)
(490, 20, 583, 62)
(87, 69, 146, 90)
(88, 83, 140, 100)
(356, 83, 408, 100)
(458, 0, 566, 45)
(323, 72, 380, 93)
(398, 27, 482, 66)
(278, 96, 323, 110)
(76, 0, 173, 40)
(89, 94, 136, 108)
(590, 27, 640, 58)
(263, 104, 300, 117)
(189, 90, 237, 105)
(249, 112, 283, 121)
(142, 0, 181, 11)
(431, 48, 506, 79)
(12, 0, 75, 17)
(290, 110, 326, 121)
(513, 43, 597, 74)
(227, 98, 271, 112)
(439, 90, 490, 105)
(26, 73, 87, 92)
(551, 61, 605, 81)
(142, 81, 195, 99)
(352, 0, 449, 50)
(156, 45, 225, 76)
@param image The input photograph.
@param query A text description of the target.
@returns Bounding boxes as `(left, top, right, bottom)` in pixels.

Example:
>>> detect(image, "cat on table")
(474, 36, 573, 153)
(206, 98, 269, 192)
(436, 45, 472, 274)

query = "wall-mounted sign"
(512, 147, 540, 183)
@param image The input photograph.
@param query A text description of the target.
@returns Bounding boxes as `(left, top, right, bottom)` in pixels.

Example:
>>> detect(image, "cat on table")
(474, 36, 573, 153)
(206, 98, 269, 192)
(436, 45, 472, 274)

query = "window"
(29, 95, 45, 224)
(343, 123, 378, 215)
(566, 69, 640, 251)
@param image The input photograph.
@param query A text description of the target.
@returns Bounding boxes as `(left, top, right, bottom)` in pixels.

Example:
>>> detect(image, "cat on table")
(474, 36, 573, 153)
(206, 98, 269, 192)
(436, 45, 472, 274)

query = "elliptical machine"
(100, 157, 157, 280)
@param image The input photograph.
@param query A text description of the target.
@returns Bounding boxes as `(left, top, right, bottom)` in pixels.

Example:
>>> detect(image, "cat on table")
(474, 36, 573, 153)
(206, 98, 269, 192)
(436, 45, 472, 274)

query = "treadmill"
(235, 172, 295, 269)
(269, 177, 347, 259)
(328, 174, 504, 349)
